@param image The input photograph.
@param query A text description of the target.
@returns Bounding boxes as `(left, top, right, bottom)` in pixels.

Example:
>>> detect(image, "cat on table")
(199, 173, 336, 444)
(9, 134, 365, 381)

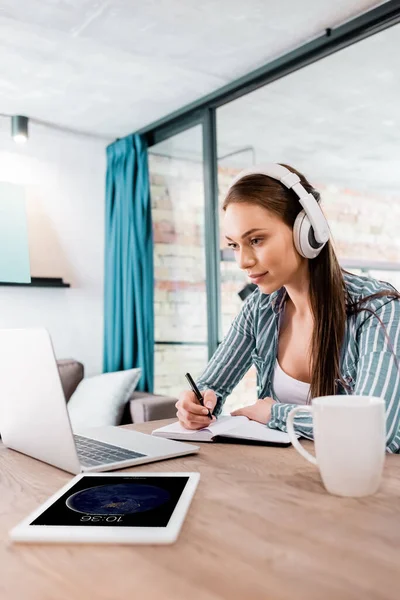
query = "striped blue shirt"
(197, 271, 400, 453)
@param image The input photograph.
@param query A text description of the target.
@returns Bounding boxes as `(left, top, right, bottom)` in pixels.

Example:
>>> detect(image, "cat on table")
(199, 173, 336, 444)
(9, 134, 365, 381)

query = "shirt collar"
(269, 286, 287, 314)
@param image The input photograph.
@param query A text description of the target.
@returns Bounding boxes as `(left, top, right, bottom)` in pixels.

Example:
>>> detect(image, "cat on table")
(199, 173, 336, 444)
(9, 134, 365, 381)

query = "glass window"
(148, 125, 208, 397)
(154, 343, 208, 398)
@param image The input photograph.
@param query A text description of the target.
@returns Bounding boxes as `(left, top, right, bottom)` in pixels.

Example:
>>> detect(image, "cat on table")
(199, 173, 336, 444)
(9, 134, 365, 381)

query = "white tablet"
(10, 472, 200, 545)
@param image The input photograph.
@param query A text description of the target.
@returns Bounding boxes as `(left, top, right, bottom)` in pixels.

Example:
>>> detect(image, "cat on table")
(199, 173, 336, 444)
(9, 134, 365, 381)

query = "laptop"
(0, 328, 199, 474)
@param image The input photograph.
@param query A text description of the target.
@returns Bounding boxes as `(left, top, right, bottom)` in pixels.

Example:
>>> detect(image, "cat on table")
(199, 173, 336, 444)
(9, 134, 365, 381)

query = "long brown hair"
(223, 164, 400, 399)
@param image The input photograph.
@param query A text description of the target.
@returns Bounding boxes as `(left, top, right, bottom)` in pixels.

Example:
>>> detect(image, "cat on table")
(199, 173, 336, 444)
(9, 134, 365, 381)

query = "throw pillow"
(67, 368, 142, 432)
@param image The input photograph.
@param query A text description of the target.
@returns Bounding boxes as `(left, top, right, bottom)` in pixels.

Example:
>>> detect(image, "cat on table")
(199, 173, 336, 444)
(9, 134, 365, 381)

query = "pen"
(185, 372, 213, 419)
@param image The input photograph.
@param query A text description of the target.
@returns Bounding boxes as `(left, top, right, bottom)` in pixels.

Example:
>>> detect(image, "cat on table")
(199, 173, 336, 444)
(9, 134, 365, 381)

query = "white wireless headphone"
(227, 163, 330, 259)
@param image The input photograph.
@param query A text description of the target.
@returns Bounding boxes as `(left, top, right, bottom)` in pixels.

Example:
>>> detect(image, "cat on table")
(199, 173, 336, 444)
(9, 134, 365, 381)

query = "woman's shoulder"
(343, 269, 400, 313)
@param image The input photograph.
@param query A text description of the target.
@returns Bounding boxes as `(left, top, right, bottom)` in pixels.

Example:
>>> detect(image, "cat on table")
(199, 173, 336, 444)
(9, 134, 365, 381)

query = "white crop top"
(272, 359, 311, 405)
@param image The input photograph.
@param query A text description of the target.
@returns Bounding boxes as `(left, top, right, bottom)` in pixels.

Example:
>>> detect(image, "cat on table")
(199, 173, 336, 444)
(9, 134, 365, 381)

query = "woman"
(175, 163, 400, 452)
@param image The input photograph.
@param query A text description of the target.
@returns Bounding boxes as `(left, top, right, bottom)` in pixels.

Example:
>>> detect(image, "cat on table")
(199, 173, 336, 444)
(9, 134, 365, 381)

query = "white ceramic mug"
(286, 395, 386, 497)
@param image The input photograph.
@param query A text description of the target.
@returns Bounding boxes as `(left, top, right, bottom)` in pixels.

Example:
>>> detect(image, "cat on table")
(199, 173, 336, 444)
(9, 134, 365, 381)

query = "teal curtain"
(103, 134, 154, 392)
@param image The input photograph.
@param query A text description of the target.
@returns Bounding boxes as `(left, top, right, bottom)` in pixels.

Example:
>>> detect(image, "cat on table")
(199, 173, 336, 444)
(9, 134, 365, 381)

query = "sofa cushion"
(129, 392, 178, 423)
(57, 359, 84, 402)
(67, 368, 142, 431)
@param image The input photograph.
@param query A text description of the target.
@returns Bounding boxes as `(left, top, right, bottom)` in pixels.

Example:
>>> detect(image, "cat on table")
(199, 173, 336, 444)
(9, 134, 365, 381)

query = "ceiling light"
(11, 115, 29, 144)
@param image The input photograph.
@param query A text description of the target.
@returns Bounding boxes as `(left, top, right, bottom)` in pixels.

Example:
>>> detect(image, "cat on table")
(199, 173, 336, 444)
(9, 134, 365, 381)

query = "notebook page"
(222, 420, 295, 443)
(152, 421, 212, 435)
(206, 415, 250, 435)
(152, 415, 249, 436)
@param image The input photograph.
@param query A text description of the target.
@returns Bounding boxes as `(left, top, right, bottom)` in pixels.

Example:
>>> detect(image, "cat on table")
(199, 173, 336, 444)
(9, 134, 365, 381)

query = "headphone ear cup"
(293, 210, 325, 259)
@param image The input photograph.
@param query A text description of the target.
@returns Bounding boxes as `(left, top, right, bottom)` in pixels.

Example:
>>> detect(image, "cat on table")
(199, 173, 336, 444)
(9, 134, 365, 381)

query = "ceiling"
(151, 18, 400, 194)
(0, 0, 387, 140)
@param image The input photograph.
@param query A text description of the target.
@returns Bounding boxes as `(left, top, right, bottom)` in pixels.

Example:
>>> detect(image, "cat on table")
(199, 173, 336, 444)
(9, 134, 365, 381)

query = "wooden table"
(1, 419, 400, 600)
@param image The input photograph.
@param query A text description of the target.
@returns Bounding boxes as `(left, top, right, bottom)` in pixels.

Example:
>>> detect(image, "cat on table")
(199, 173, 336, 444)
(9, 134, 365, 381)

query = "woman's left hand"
(231, 397, 276, 424)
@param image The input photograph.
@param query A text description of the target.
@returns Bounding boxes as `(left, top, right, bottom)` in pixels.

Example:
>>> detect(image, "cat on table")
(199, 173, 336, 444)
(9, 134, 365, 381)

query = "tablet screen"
(30, 475, 190, 528)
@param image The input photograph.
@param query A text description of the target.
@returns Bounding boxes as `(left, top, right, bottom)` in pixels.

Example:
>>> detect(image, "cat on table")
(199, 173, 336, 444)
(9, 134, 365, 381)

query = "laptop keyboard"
(74, 435, 147, 467)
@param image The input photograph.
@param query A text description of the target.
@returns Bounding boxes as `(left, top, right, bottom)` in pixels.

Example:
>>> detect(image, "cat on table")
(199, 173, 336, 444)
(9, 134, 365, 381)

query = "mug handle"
(287, 406, 317, 465)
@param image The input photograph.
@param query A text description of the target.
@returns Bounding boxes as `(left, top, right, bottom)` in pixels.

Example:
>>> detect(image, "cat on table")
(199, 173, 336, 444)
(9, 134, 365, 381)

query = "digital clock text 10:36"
(80, 515, 123, 523)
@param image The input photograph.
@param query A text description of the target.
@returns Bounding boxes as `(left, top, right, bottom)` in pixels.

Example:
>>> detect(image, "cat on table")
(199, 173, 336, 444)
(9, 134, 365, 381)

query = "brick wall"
(321, 184, 400, 266)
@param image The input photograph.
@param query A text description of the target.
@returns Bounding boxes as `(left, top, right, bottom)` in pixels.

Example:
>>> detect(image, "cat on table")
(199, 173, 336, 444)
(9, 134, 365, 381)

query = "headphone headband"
(227, 163, 330, 245)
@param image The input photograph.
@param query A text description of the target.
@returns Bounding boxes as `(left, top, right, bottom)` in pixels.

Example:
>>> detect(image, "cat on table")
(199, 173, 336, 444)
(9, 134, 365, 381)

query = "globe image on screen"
(65, 483, 171, 515)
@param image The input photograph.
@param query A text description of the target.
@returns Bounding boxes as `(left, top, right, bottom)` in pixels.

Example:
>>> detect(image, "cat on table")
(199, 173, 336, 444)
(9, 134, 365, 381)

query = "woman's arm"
(196, 291, 258, 416)
(267, 298, 400, 452)
(352, 298, 400, 453)
(267, 402, 314, 439)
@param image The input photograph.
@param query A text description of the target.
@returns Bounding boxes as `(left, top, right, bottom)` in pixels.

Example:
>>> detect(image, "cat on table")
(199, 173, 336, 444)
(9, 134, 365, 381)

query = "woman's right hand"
(175, 389, 217, 430)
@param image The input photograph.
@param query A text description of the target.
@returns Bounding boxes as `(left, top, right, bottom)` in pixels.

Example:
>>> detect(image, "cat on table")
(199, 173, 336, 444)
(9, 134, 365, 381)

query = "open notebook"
(152, 415, 294, 446)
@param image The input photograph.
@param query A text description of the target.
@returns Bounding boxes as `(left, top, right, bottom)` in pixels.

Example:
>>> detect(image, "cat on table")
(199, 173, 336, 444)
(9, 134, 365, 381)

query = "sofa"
(57, 359, 178, 425)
